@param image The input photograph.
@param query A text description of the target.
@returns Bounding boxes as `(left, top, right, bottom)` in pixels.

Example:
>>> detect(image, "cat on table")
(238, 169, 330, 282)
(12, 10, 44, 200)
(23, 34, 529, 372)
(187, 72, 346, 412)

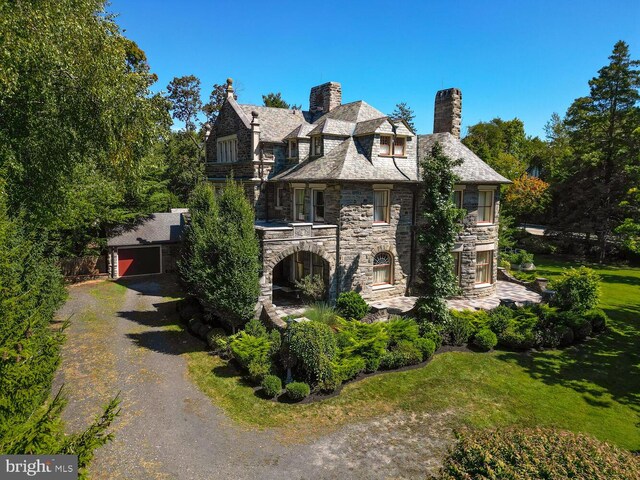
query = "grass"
(186, 255, 640, 449)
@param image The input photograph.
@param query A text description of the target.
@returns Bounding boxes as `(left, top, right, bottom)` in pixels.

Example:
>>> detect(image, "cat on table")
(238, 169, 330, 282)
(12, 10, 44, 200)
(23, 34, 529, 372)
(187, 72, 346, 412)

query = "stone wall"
(257, 224, 338, 303)
(205, 101, 252, 169)
(456, 184, 500, 297)
(338, 183, 415, 300)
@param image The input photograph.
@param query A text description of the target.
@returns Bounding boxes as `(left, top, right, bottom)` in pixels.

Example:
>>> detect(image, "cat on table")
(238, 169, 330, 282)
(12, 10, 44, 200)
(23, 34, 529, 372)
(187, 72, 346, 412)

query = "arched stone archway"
(260, 242, 337, 304)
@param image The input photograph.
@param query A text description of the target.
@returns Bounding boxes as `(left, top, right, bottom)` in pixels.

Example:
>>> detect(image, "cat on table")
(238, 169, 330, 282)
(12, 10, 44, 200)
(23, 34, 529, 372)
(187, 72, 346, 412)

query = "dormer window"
(313, 136, 323, 156)
(288, 140, 298, 159)
(217, 134, 238, 163)
(380, 136, 391, 155)
(379, 135, 405, 157)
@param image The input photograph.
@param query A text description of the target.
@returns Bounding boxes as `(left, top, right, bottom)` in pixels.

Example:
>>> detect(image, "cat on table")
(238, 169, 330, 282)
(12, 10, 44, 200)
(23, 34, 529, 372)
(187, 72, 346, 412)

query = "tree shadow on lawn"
(495, 303, 640, 418)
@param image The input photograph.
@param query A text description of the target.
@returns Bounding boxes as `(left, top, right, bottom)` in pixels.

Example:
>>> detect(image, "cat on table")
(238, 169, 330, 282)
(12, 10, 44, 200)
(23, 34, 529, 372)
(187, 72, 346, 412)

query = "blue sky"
(109, 0, 639, 137)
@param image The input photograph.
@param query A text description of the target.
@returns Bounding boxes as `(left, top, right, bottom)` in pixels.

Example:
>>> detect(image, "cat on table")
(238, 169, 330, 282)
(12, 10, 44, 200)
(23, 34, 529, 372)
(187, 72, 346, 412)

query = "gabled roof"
(353, 117, 389, 136)
(107, 212, 186, 247)
(307, 118, 356, 137)
(272, 138, 419, 182)
(314, 100, 386, 124)
(284, 123, 314, 140)
(417, 132, 511, 184)
(238, 105, 311, 143)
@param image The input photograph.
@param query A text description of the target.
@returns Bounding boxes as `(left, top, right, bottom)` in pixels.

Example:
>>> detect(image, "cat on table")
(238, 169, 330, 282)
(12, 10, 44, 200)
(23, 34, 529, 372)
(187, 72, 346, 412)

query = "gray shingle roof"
(315, 101, 386, 124)
(284, 123, 314, 139)
(272, 138, 419, 182)
(307, 118, 356, 137)
(107, 212, 185, 247)
(417, 133, 511, 184)
(353, 117, 389, 136)
(238, 105, 311, 143)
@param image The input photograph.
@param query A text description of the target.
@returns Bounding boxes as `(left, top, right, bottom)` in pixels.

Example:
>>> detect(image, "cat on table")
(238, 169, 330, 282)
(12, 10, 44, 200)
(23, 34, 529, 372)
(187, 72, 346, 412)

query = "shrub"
(551, 266, 601, 312)
(499, 258, 511, 270)
(261, 375, 282, 398)
(336, 291, 369, 320)
(488, 306, 514, 334)
(421, 323, 444, 350)
(229, 332, 271, 370)
(334, 356, 366, 383)
(294, 274, 326, 302)
(384, 317, 420, 346)
(436, 427, 640, 480)
(473, 329, 498, 351)
(450, 309, 490, 333)
(559, 311, 593, 341)
(334, 318, 388, 372)
(206, 328, 227, 348)
(443, 313, 474, 346)
(287, 321, 337, 386)
(247, 359, 271, 383)
(414, 337, 436, 360)
(243, 318, 267, 338)
(286, 382, 310, 401)
(304, 303, 339, 326)
(585, 308, 608, 332)
(379, 340, 423, 369)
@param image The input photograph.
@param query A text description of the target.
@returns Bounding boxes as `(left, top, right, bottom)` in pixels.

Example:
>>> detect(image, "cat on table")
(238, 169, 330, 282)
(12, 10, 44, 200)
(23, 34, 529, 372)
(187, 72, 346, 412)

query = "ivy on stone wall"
(415, 142, 465, 326)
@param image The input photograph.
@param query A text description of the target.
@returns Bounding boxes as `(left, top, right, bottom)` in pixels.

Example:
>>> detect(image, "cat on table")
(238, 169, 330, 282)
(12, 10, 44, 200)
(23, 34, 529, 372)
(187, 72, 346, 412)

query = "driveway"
(55, 276, 451, 479)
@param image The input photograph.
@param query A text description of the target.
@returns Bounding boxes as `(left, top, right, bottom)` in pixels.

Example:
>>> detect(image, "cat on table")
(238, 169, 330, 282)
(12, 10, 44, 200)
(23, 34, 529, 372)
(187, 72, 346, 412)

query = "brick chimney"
(433, 88, 462, 138)
(309, 82, 341, 114)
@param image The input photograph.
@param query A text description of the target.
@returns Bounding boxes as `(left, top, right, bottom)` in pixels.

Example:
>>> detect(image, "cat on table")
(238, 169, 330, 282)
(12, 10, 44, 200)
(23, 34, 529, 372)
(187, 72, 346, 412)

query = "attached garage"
(107, 210, 186, 279)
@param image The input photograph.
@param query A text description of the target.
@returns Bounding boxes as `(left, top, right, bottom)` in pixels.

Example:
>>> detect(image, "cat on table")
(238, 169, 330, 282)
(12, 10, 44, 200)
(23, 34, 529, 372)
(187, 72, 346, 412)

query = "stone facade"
(204, 79, 509, 310)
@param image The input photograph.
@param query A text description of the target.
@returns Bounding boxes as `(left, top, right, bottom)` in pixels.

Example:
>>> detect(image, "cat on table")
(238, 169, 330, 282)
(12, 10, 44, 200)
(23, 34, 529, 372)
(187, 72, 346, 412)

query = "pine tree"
(388, 102, 417, 133)
(551, 41, 640, 260)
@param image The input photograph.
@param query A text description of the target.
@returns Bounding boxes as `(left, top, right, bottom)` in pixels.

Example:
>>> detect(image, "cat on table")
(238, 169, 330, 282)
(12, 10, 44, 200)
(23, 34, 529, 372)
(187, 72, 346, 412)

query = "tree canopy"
(262, 92, 300, 109)
(388, 102, 417, 133)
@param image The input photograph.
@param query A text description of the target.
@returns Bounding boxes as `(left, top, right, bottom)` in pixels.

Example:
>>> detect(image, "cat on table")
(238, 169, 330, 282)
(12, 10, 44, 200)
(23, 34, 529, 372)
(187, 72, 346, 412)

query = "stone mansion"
(204, 79, 509, 313)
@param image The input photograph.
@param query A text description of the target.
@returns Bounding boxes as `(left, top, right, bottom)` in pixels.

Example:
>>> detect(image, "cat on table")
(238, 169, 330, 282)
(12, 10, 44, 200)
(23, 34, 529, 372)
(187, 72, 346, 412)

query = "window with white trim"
(294, 188, 306, 222)
(312, 189, 325, 223)
(477, 190, 494, 224)
(373, 189, 390, 224)
(379, 135, 406, 156)
(312, 136, 323, 156)
(216, 135, 238, 163)
(288, 140, 298, 159)
(475, 250, 493, 284)
(373, 252, 393, 285)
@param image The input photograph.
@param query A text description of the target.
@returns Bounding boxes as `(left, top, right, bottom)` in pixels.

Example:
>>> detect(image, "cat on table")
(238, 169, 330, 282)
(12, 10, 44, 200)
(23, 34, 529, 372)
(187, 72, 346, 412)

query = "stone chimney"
(433, 88, 462, 139)
(309, 82, 342, 114)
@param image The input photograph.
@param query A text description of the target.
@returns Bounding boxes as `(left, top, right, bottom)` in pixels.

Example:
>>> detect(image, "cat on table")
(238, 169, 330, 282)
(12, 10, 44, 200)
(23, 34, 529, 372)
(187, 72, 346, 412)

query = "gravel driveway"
(55, 276, 452, 479)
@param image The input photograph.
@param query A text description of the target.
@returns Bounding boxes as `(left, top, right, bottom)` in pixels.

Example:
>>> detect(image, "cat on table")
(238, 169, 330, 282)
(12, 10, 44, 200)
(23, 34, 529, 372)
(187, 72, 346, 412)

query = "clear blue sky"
(109, 0, 639, 137)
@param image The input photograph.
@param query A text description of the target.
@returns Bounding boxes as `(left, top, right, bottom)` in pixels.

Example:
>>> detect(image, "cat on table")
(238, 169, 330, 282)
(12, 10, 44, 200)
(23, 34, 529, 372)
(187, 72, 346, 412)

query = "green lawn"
(186, 255, 640, 449)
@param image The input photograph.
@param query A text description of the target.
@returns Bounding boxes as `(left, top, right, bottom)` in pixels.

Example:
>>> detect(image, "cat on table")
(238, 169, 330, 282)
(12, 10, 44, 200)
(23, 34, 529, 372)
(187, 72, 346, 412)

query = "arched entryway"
(261, 243, 337, 308)
(272, 251, 330, 307)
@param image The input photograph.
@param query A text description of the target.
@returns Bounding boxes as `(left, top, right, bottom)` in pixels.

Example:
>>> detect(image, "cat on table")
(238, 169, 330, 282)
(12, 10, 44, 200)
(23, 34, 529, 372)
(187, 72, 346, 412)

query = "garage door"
(117, 247, 161, 277)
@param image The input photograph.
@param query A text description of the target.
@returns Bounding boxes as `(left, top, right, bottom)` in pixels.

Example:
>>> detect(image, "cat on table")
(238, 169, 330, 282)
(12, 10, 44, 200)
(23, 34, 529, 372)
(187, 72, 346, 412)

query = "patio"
(370, 281, 542, 316)
(273, 280, 542, 319)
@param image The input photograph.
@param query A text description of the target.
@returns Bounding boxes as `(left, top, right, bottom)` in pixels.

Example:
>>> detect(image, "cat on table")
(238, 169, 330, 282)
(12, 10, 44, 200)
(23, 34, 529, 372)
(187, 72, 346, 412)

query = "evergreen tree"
(550, 41, 640, 260)
(414, 143, 465, 326)
(179, 179, 260, 332)
(166, 75, 203, 132)
(388, 102, 417, 132)
(262, 92, 300, 109)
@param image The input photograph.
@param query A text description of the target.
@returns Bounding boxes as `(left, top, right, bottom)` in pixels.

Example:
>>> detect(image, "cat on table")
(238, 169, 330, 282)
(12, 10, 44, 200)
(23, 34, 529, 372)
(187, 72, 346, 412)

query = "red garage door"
(117, 247, 161, 277)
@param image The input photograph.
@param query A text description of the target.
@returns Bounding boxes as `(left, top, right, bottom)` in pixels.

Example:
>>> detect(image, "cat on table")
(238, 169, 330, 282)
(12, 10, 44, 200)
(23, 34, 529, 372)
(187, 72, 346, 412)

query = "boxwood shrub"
(286, 381, 310, 401)
(261, 375, 282, 398)
(585, 308, 608, 332)
(335, 291, 369, 320)
(379, 340, 423, 369)
(551, 266, 601, 312)
(473, 328, 497, 351)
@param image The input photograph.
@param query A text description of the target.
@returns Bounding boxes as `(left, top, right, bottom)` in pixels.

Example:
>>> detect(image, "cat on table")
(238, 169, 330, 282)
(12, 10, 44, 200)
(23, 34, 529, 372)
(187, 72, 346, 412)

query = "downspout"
(391, 123, 411, 181)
